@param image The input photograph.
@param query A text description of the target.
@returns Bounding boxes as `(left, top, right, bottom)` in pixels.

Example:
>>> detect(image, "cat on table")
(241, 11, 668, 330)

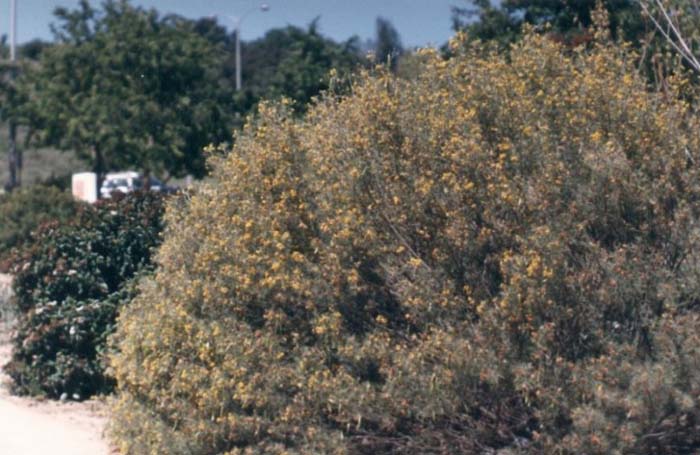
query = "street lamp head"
(260, 4, 270, 12)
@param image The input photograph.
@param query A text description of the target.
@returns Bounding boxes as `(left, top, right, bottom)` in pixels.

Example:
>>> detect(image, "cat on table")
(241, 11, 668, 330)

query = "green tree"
(238, 20, 361, 111)
(190, 17, 362, 119)
(18, 39, 51, 61)
(453, 0, 647, 45)
(21, 0, 231, 182)
(374, 17, 404, 71)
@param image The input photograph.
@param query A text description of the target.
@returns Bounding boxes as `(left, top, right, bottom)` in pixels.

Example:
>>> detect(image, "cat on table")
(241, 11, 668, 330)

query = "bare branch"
(639, 0, 700, 72)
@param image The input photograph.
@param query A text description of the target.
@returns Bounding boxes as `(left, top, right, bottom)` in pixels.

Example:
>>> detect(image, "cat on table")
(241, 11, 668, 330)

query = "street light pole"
(233, 3, 269, 91)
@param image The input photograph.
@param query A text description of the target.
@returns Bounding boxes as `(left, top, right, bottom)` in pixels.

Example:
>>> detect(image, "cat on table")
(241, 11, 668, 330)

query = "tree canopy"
(7, 7, 366, 185)
(452, 0, 647, 45)
(190, 17, 364, 116)
(238, 21, 362, 111)
(374, 17, 404, 70)
(20, 0, 231, 180)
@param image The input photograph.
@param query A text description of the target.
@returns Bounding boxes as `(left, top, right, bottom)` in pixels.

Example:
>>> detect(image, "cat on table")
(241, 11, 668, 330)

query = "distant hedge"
(0, 185, 80, 270)
(6, 192, 165, 399)
(110, 33, 700, 454)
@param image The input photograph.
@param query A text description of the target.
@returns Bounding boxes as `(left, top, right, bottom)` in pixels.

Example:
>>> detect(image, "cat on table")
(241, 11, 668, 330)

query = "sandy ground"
(0, 273, 113, 455)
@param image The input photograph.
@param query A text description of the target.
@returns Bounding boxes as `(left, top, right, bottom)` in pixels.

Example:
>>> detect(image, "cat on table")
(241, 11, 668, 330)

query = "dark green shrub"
(110, 33, 700, 454)
(0, 184, 80, 270)
(5, 191, 165, 399)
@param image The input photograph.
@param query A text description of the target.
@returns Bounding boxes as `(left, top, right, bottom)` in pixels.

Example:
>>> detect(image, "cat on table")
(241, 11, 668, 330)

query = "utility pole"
(6, 0, 19, 190)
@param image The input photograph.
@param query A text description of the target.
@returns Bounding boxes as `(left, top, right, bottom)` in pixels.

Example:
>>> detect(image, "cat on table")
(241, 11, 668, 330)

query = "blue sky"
(0, 0, 464, 48)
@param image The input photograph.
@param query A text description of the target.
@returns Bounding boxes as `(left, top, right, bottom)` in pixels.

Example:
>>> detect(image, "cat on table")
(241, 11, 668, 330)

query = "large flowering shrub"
(110, 33, 700, 454)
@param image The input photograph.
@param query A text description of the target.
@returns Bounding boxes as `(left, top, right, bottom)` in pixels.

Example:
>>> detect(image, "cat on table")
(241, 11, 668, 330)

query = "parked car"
(99, 171, 170, 199)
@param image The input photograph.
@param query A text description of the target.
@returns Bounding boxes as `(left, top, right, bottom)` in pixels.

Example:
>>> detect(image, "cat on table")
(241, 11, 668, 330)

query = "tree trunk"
(16, 131, 22, 187)
(6, 121, 18, 191)
(93, 145, 105, 198)
(143, 168, 151, 191)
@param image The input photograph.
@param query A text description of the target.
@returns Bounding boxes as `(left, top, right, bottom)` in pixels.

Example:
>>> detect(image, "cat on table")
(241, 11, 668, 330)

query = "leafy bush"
(0, 274, 13, 330)
(109, 32, 700, 454)
(5, 192, 165, 399)
(0, 184, 80, 269)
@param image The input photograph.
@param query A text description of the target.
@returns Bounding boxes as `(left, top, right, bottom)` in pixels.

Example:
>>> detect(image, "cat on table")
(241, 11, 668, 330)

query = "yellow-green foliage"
(110, 33, 700, 454)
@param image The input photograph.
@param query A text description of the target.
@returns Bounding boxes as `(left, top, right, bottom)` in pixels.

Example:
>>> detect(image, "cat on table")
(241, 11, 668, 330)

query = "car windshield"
(110, 178, 129, 187)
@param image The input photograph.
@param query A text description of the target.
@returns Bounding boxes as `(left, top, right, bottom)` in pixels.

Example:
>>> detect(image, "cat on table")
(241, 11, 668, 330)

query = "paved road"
(0, 395, 109, 455)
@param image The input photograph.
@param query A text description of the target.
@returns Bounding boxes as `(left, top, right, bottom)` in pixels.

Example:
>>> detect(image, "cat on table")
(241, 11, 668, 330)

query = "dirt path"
(0, 274, 113, 455)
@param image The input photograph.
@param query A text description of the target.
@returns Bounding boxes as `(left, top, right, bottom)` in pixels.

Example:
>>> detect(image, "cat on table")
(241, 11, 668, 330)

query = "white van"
(99, 171, 164, 199)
